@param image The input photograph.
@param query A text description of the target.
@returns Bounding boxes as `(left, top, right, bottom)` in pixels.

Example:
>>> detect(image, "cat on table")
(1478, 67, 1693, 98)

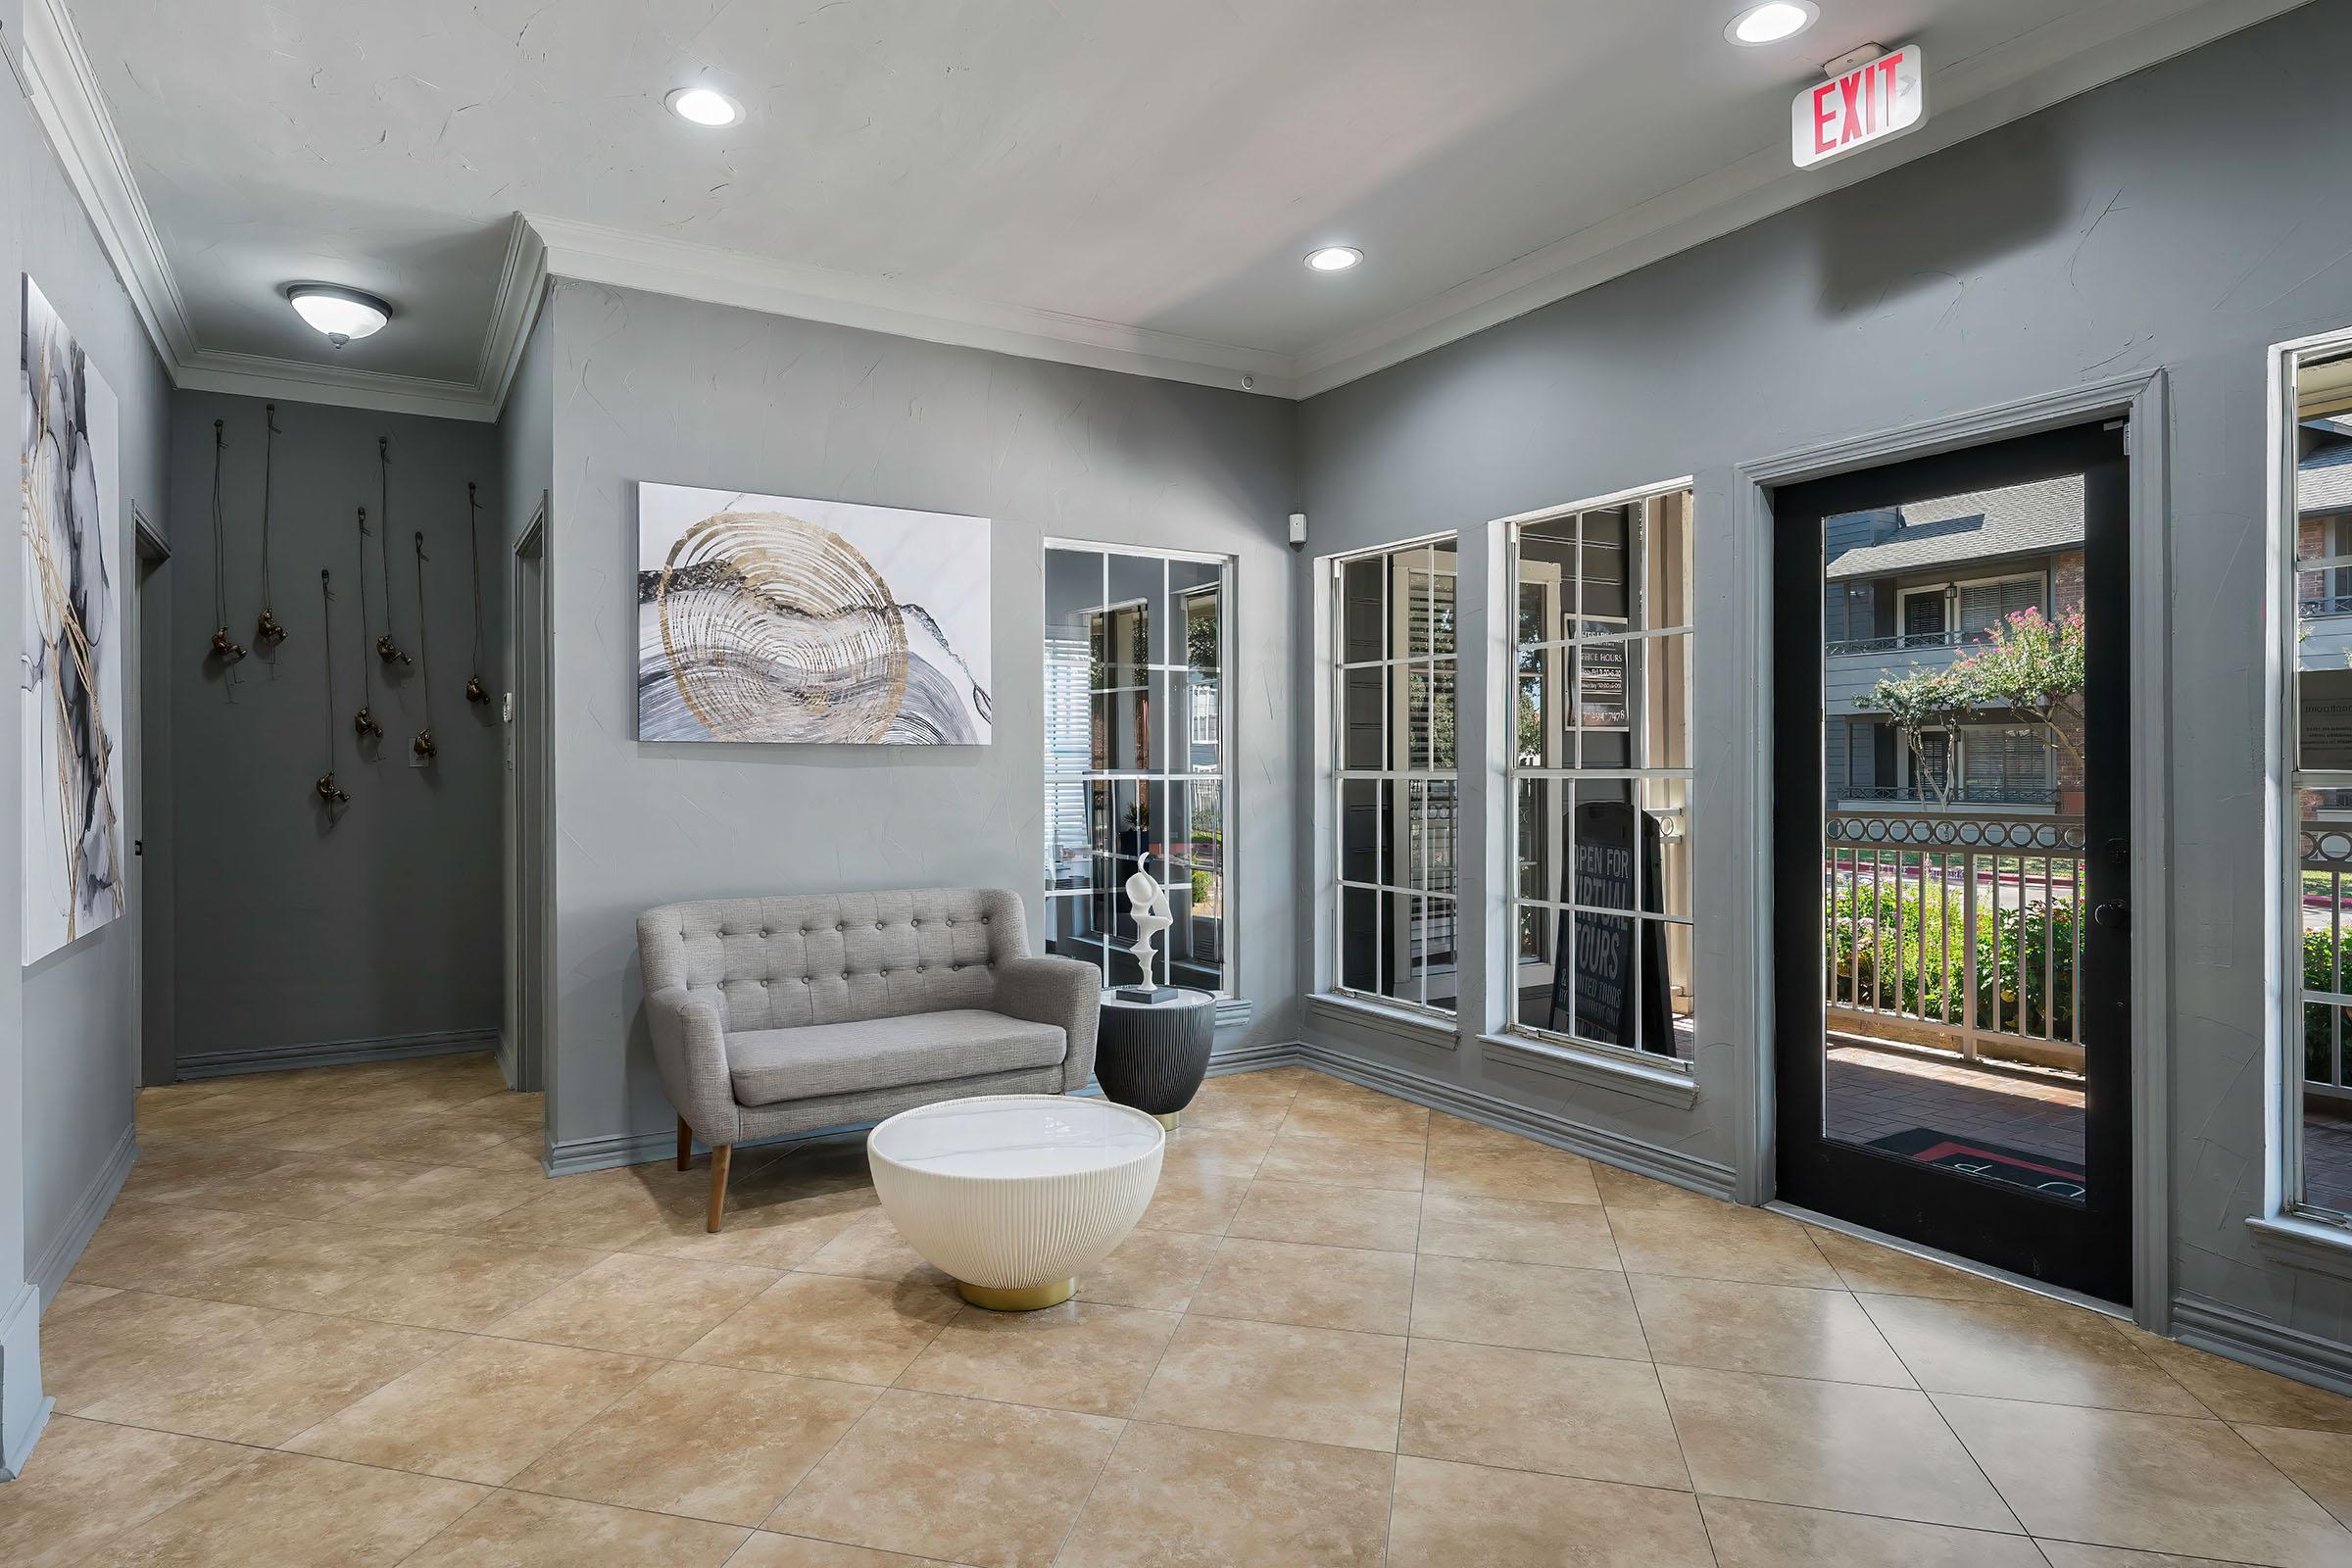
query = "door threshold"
(1769, 1200, 2131, 1322)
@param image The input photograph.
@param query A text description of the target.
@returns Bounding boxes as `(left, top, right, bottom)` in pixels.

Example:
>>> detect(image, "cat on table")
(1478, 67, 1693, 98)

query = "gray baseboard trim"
(27, 1124, 138, 1310)
(2171, 1292, 2352, 1397)
(494, 1031, 519, 1091)
(176, 1027, 498, 1081)
(1205, 1040, 1300, 1076)
(0, 1282, 55, 1481)
(1293, 1040, 1739, 1202)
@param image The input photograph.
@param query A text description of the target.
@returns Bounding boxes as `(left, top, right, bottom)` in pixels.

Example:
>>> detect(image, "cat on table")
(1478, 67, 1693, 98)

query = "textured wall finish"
(541, 279, 1297, 1155)
(1298, 3, 2352, 1346)
(160, 391, 504, 1067)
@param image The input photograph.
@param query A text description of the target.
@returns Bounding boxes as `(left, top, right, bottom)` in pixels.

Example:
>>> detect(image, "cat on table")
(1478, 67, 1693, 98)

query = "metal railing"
(2299, 821, 2352, 1100)
(1826, 627, 1997, 657)
(1824, 810, 2085, 1073)
(1838, 785, 2060, 808)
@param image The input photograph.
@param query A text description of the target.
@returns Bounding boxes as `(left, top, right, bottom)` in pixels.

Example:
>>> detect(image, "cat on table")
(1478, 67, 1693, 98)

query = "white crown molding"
(1290, 0, 2316, 396)
(21, 0, 195, 365)
(524, 213, 1295, 398)
(15, 0, 2312, 414)
(19, 0, 544, 422)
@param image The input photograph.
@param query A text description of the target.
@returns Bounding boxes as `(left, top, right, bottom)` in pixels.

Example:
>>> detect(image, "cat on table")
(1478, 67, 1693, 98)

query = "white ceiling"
(34, 0, 2306, 416)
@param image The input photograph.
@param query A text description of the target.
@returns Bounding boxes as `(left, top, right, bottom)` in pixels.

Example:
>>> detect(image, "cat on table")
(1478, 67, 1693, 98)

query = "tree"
(1856, 606, 2086, 801)
(1857, 663, 1973, 807)
(1953, 607, 2085, 772)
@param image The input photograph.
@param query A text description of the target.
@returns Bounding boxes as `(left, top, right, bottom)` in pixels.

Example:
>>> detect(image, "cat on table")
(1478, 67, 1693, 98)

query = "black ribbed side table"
(1094, 987, 1215, 1128)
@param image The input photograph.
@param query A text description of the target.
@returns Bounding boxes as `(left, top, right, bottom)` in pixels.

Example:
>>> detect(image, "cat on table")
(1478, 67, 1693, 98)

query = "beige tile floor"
(8, 1052, 2352, 1567)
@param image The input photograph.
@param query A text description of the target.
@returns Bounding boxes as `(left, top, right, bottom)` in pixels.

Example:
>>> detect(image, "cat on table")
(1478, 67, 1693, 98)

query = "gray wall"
(1298, 3, 2352, 1348)
(1, 3, 173, 1467)
(540, 279, 1298, 1157)
(159, 391, 504, 1068)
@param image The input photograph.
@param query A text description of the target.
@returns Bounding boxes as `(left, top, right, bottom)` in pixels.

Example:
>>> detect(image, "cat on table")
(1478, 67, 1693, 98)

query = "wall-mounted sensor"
(1288, 513, 1307, 552)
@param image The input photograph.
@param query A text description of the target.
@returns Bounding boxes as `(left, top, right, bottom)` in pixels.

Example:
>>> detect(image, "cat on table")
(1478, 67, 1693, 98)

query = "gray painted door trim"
(1731, 368, 2175, 1333)
(507, 499, 554, 1102)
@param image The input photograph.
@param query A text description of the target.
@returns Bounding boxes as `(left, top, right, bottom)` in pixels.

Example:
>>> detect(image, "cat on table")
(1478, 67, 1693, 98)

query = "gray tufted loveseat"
(637, 887, 1100, 1229)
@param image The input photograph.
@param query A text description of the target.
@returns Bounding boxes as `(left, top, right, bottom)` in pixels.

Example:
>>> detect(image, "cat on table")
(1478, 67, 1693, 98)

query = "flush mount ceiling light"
(284, 284, 391, 347)
(1726, 1, 1818, 45)
(665, 85, 744, 126)
(1304, 246, 1363, 272)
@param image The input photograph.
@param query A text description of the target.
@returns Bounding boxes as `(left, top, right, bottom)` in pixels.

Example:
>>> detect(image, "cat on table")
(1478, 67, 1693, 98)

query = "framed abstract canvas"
(636, 482, 992, 745)
(21, 275, 125, 963)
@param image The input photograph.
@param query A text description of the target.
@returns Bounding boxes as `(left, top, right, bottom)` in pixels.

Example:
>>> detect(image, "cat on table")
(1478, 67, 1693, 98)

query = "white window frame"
(1041, 539, 1237, 998)
(2268, 324, 2352, 1254)
(1324, 532, 1460, 1020)
(1504, 479, 1697, 1071)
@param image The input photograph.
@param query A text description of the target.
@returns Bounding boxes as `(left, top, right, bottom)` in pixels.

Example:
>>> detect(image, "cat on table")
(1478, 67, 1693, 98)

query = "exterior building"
(1823, 477, 2086, 812)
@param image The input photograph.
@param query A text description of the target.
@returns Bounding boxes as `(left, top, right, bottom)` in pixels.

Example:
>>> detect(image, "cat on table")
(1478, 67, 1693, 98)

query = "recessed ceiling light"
(666, 86, 743, 127)
(1726, 2, 1818, 45)
(1304, 246, 1363, 272)
(284, 284, 391, 347)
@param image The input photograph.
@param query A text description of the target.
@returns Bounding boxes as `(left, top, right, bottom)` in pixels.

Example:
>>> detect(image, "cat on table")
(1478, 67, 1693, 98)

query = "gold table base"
(957, 1277, 1077, 1312)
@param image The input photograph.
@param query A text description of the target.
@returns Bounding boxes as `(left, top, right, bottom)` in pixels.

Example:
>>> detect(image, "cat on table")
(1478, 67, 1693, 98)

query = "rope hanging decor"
(253, 404, 287, 651)
(373, 437, 411, 667)
(465, 481, 490, 706)
(350, 507, 385, 743)
(315, 570, 348, 808)
(411, 531, 437, 761)
(205, 419, 246, 663)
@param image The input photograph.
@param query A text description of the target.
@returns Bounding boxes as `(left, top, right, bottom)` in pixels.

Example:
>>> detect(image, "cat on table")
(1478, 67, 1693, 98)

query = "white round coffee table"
(867, 1095, 1165, 1311)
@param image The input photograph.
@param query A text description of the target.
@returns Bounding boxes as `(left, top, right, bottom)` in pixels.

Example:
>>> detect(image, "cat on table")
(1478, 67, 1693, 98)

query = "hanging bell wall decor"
(315, 569, 351, 811)
(351, 506, 386, 743)
(464, 480, 491, 705)
(253, 404, 288, 652)
(372, 438, 411, 667)
(410, 529, 438, 763)
(204, 419, 246, 663)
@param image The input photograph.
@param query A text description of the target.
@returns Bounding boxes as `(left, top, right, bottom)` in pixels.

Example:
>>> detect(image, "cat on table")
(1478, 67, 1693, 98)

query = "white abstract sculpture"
(1124, 851, 1174, 993)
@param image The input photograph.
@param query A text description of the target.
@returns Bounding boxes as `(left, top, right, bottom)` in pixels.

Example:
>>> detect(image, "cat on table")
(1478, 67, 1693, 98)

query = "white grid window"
(1508, 487, 1696, 1063)
(2287, 341, 2352, 1223)
(1330, 537, 1459, 1017)
(1043, 544, 1232, 995)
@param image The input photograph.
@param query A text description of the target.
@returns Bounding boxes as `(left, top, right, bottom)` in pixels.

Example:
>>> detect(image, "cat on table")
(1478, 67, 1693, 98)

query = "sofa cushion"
(727, 1009, 1067, 1107)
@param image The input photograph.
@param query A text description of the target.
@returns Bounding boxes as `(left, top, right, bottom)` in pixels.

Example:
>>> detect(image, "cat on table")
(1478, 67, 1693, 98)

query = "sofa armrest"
(995, 956, 1102, 1092)
(645, 987, 739, 1143)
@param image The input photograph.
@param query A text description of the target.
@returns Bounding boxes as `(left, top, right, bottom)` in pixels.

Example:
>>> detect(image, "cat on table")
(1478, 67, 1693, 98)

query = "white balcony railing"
(1824, 809, 2085, 1074)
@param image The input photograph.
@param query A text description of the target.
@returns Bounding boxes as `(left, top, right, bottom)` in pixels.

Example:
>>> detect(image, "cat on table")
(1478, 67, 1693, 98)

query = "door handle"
(2093, 901, 2131, 933)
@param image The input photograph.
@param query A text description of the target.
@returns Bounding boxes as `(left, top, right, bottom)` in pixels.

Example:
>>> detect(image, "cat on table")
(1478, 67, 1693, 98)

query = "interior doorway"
(504, 502, 551, 1098)
(1773, 420, 2134, 1304)
(134, 510, 173, 1087)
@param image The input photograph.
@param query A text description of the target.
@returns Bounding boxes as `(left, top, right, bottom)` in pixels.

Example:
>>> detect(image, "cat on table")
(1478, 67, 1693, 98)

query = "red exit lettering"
(1811, 55, 1903, 157)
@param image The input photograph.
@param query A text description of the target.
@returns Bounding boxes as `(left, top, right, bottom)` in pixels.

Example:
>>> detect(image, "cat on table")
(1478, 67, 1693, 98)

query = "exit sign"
(1792, 44, 1925, 170)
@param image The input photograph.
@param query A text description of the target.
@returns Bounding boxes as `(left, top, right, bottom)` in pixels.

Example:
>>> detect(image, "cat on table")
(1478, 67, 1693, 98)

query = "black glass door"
(1774, 420, 2132, 1303)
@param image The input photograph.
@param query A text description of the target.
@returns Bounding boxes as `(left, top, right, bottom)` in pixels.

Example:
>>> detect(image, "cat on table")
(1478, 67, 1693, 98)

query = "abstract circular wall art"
(636, 482, 992, 745)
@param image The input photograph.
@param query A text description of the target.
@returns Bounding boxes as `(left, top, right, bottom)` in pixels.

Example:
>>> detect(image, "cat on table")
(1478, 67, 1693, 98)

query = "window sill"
(2246, 1211, 2352, 1283)
(1305, 993, 1459, 1053)
(1478, 1032, 1698, 1108)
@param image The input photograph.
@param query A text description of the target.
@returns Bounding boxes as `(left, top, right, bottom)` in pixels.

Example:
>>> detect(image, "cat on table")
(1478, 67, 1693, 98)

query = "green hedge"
(1827, 874, 2077, 1042)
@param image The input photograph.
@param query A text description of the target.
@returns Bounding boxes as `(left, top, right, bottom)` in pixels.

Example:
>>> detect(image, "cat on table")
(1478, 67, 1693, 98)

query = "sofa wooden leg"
(676, 1116, 691, 1172)
(707, 1144, 733, 1233)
